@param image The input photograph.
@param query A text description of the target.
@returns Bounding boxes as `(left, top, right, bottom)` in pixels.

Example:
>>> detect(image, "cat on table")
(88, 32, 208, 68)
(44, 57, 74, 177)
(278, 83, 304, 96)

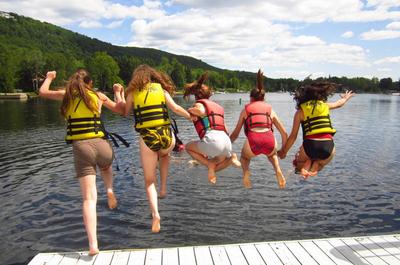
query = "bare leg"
(240, 140, 255, 189)
(267, 153, 286, 189)
(186, 141, 218, 184)
(158, 137, 175, 198)
(139, 138, 161, 233)
(99, 165, 117, 209)
(79, 174, 99, 255)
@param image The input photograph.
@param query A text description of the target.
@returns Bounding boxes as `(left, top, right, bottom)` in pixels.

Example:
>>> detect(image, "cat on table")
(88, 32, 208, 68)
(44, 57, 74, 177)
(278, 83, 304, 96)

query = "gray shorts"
(72, 138, 114, 178)
(197, 130, 232, 158)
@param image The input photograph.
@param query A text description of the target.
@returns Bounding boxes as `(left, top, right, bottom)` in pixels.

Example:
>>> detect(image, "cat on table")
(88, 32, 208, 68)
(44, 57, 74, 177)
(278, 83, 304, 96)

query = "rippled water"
(1, 93, 400, 265)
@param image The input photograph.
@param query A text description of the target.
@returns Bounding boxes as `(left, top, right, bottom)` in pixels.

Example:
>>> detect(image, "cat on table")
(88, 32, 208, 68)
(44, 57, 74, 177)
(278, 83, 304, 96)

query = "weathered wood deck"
(28, 234, 400, 265)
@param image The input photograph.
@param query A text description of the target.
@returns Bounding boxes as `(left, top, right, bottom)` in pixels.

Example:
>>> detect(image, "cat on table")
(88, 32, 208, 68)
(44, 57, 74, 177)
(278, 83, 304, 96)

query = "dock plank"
(224, 244, 248, 265)
(111, 251, 130, 265)
(28, 234, 400, 265)
(194, 246, 213, 265)
(313, 240, 353, 265)
(127, 250, 146, 265)
(209, 245, 230, 265)
(93, 252, 114, 265)
(240, 244, 265, 265)
(255, 243, 283, 265)
(28, 253, 55, 265)
(162, 248, 179, 265)
(269, 242, 301, 265)
(285, 241, 318, 265)
(145, 248, 162, 265)
(356, 237, 400, 265)
(300, 240, 336, 265)
(341, 238, 387, 265)
(178, 247, 196, 265)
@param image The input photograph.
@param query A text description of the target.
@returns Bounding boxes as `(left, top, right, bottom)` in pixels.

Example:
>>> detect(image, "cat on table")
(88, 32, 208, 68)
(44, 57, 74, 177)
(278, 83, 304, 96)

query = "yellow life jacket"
(300, 100, 336, 137)
(65, 91, 105, 141)
(133, 82, 170, 130)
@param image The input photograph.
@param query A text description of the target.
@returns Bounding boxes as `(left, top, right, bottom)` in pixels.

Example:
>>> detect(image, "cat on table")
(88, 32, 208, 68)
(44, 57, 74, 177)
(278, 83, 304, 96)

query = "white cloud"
(342, 31, 354, 38)
(386, 21, 400, 30)
(361, 29, 400, 40)
(374, 56, 400, 64)
(127, 8, 369, 77)
(0, 0, 165, 26)
(79, 20, 103, 28)
(106, 20, 123, 29)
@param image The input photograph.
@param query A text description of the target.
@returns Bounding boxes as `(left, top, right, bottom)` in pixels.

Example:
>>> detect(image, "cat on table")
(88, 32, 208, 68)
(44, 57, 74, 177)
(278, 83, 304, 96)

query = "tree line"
(0, 11, 399, 94)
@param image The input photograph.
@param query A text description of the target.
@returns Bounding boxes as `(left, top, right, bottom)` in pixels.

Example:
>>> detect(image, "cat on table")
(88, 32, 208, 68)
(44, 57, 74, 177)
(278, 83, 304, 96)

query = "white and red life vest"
(244, 101, 273, 135)
(193, 99, 227, 139)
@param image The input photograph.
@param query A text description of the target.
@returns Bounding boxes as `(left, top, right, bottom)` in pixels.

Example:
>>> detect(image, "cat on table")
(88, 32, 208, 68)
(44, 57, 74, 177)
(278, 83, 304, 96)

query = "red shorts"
(247, 130, 276, 156)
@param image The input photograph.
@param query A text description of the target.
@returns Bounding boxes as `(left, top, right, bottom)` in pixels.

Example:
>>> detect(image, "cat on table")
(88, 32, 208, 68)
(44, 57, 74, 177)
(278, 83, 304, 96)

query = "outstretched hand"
(340, 90, 354, 101)
(46, 71, 56, 80)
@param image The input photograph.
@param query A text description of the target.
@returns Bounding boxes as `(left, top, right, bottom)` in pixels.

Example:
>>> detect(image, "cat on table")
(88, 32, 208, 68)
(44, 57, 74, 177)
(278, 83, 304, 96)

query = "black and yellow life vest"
(133, 82, 170, 130)
(65, 91, 105, 141)
(300, 100, 336, 137)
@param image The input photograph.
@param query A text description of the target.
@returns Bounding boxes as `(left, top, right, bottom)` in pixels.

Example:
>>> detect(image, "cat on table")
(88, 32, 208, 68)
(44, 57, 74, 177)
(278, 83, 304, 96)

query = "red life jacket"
(244, 101, 273, 135)
(193, 99, 227, 139)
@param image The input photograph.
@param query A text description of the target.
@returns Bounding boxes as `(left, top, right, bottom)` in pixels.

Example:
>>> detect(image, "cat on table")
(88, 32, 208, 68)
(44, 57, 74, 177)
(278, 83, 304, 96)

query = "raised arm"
(271, 110, 287, 148)
(38, 71, 65, 100)
(230, 109, 246, 143)
(164, 91, 191, 120)
(327, 90, 354, 110)
(278, 109, 302, 159)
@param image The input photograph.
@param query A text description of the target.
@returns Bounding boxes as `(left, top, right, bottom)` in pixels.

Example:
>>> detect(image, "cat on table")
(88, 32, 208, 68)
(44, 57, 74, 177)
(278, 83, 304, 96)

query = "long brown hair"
(60, 69, 98, 117)
(126, 64, 176, 95)
(183, 72, 212, 100)
(250, 69, 266, 101)
(293, 81, 338, 109)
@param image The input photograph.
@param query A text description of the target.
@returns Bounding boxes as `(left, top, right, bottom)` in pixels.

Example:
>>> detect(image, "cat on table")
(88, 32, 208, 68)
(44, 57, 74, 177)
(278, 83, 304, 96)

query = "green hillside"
(0, 11, 397, 93)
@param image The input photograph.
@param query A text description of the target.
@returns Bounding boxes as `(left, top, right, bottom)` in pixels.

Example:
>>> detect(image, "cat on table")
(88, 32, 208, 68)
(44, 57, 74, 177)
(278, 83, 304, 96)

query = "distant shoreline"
(0, 92, 29, 100)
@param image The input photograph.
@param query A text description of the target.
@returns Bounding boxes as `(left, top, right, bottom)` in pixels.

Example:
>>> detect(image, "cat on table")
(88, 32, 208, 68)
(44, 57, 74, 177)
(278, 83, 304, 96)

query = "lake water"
(1, 93, 400, 265)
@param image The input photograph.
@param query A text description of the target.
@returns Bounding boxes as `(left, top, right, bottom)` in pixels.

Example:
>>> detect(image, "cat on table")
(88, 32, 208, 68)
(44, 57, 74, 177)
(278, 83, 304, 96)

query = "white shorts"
(197, 130, 232, 158)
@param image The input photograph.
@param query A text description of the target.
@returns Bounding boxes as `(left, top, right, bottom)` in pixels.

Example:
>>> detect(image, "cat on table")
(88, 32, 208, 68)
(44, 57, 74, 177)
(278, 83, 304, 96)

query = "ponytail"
(184, 72, 212, 100)
(250, 69, 266, 101)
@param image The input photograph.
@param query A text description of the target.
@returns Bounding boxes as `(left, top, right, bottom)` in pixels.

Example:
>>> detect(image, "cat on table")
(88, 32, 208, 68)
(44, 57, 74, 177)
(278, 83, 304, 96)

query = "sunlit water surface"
(1, 93, 399, 265)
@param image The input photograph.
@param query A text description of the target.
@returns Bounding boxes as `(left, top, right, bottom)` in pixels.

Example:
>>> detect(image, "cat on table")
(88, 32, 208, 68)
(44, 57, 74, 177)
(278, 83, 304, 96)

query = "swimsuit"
(139, 125, 173, 152)
(247, 130, 276, 156)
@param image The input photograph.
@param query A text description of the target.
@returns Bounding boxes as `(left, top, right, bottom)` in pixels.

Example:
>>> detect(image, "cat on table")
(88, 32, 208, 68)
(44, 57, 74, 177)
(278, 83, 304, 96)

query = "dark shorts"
(139, 126, 172, 152)
(303, 139, 334, 160)
(72, 138, 114, 178)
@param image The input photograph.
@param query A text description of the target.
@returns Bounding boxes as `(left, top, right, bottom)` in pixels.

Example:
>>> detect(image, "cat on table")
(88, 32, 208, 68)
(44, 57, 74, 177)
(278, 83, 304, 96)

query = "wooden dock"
(28, 234, 400, 265)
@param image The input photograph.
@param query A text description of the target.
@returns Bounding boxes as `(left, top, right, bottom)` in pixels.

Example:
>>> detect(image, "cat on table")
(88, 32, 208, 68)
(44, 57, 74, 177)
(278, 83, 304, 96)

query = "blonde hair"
(126, 64, 175, 95)
(60, 69, 97, 117)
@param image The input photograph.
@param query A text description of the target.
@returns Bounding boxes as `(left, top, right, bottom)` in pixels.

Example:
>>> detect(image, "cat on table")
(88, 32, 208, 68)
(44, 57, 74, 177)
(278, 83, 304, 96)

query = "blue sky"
(1, 0, 399, 80)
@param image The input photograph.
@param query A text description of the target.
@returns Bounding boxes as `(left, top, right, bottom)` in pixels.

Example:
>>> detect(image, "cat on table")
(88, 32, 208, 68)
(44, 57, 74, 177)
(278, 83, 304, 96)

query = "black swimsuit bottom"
(303, 139, 334, 160)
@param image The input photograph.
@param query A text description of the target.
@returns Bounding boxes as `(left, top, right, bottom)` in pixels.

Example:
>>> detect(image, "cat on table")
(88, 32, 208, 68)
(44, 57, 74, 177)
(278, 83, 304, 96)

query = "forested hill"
(0, 11, 398, 93)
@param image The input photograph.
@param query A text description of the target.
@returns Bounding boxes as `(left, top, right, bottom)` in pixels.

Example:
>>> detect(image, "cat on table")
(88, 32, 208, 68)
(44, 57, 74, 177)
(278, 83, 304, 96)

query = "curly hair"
(126, 64, 176, 95)
(293, 81, 338, 109)
(249, 69, 266, 101)
(183, 72, 212, 100)
(60, 69, 97, 117)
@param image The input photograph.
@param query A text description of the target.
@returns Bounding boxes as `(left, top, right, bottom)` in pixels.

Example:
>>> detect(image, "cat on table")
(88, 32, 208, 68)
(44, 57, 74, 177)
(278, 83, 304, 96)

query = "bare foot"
(151, 215, 161, 233)
(242, 170, 252, 189)
(231, 153, 241, 168)
(107, 191, 118, 209)
(208, 169, 217, 184)
(276, 171, 286, 189)
(89, 243, 99, 256)
(159, 189, 167, 199)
